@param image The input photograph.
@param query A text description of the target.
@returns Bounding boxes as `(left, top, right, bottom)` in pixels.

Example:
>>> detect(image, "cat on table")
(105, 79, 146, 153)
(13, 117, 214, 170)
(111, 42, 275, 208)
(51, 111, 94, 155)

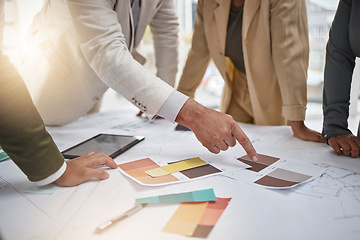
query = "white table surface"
(1, 106, 359, 240)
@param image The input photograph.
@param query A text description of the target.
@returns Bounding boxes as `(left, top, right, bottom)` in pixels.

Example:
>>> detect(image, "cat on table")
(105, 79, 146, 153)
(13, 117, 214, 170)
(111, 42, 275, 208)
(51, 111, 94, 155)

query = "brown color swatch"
(254, 175, 299, 188)
(268, 168, 312, 183)
(192, 225, 214, 238)
(237, 158, 268, 172)
(239, 154, 279, 166)
(180, 164, 221, 179)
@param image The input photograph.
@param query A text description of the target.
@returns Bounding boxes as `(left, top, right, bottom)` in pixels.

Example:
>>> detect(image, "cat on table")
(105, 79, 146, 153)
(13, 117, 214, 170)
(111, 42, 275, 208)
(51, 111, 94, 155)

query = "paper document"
(118, 157, 222, 186)
(235, 153, 325, 189)
(145, 157, 208, 177)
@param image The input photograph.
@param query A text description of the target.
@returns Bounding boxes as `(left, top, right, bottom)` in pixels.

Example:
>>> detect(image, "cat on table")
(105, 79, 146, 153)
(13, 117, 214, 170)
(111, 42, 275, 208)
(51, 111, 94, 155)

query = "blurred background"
(2, 0, 359, 133)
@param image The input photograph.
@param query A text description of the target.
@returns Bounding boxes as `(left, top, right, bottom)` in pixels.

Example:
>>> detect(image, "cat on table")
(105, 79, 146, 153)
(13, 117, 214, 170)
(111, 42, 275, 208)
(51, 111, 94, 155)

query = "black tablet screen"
(61, 134, 144, 159)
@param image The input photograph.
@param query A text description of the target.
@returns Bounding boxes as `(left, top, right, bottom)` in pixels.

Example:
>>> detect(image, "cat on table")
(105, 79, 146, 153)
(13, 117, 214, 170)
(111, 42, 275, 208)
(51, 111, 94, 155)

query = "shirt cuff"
(157, 91, 189, 123)
(31, 162, 67, 186)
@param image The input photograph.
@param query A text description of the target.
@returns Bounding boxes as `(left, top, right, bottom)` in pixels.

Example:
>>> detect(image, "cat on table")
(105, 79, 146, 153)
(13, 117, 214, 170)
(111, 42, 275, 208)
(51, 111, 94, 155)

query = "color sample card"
(118, 158, 222, 186)
(145, 157, 208, 177)
(145, 167, 169, 177)
(180, 164, 222, 179)
(135, 189, 217, 204)
(192, 198, 231, 238)
(255, 168, 312, 188)
(237, 154, 324, 189)
(118, 158, 180, 185)
(238, 154, 279, 172)
(163, 202, 208, 237)
(163, 198, 231, 238)
(0, 148, 10, 162)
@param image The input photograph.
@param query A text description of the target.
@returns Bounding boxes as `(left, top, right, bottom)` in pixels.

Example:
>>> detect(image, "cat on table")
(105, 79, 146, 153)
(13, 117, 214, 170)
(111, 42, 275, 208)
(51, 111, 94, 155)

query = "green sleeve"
(0, 52, 64, 182)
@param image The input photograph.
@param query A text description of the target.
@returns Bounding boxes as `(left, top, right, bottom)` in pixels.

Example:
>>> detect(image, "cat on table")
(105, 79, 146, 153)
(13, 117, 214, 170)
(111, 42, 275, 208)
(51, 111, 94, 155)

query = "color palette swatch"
(145, 157, 208, 177)
(135, 189, 217, 204)
(180, 164, 221, 179)
(238, 154, 324, 189)
(254, 168, 312, 188)
(118, 158, 180, 185)
(238, 154, 279, 172)
(0, 148, 10, 162)
(118, 158, 222, 186)
(163, 198, 231, 238)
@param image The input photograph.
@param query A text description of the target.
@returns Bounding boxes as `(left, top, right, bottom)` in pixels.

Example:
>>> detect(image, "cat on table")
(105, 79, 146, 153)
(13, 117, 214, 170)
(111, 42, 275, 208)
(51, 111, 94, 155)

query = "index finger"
(87, 152, 118, 169)
(232, 124, 258, 161)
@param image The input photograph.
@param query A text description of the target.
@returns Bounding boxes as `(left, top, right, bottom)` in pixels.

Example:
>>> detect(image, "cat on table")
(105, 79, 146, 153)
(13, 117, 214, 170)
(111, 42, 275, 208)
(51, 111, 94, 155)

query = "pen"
(94, 203, 146, 234)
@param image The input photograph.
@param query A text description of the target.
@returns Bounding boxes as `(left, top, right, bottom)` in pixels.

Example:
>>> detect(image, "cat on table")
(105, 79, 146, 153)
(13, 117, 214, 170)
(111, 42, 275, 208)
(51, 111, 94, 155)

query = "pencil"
(94, 203, 146, 234)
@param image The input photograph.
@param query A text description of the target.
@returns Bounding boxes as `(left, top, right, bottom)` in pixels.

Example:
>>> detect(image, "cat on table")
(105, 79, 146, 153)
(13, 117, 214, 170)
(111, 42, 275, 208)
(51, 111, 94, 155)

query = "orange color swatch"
(118, 158, 180, 185)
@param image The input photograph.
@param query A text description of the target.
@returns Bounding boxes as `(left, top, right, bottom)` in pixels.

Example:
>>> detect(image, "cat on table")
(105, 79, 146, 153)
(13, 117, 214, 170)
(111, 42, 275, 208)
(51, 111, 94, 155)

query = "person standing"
(322, 0, 360, 157)
(19, 0, 179, 124)
(17, 0, 258, 158)
(178, 0, 323, 142)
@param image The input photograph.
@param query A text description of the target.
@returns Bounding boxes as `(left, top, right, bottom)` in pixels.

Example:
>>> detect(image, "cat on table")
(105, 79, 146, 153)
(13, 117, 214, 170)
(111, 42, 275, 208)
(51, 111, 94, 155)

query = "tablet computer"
(61, 134, 145, 159)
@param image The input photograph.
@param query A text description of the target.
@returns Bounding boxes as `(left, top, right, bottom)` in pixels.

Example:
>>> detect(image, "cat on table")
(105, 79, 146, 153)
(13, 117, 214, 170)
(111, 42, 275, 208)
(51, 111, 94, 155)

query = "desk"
(1, 106, 360, 240)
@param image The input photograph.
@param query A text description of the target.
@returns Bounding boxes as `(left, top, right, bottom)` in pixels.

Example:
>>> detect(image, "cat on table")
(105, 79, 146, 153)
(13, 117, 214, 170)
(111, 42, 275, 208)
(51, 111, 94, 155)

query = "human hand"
(175, 98, 258, 161)
(290, 121, 325, 142)
(54, 152, 118, 187)
(328, 134, 360, 158)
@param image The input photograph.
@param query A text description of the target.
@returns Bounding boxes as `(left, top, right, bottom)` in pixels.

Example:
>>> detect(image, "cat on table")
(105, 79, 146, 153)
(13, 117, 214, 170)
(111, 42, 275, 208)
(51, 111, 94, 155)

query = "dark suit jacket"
(0, 52, 64, 182)
(322, 0, 360, 139)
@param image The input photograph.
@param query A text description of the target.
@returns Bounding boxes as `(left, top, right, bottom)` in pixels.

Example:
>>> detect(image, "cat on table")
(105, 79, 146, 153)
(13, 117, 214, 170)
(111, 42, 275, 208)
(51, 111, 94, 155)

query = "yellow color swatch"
(163, 202, 209, 236)
(144, 167, 169, 177)
(146, 157, 208, 177)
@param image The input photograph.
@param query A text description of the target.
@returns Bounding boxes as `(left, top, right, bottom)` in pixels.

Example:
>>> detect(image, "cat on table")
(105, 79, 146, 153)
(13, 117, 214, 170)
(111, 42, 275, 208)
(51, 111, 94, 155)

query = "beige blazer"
(177, 0, 309, 125)
(19, 0, 179, 125)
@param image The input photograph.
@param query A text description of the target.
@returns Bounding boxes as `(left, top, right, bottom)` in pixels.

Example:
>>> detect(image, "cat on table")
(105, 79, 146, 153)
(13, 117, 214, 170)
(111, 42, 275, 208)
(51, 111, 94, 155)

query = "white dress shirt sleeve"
(157, 91, 189, 123)
(32, 162, 67, 186)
